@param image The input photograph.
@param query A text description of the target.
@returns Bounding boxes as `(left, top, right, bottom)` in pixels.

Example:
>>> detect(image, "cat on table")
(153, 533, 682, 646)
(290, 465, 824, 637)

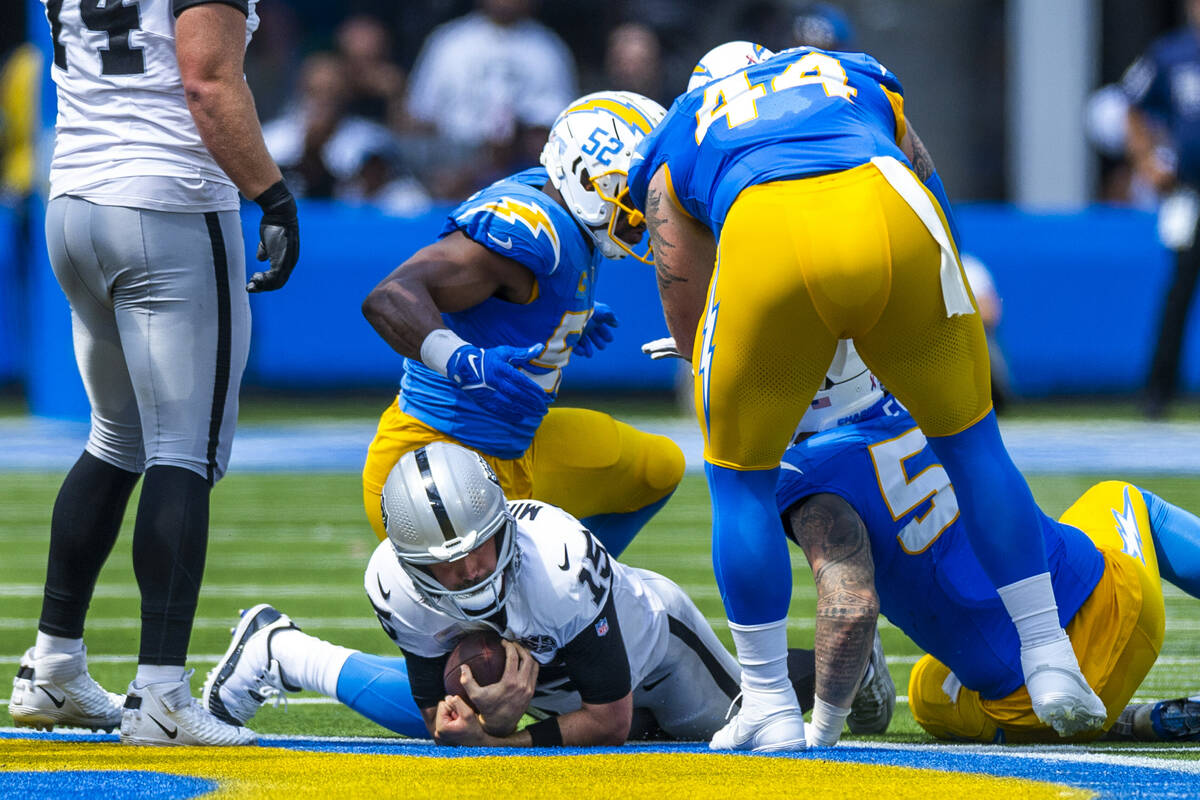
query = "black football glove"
(248, 180, 299, 292)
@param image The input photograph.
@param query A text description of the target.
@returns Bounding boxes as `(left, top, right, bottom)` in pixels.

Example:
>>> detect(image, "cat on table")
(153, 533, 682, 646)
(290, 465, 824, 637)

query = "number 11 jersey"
(42, 0, 259, 211)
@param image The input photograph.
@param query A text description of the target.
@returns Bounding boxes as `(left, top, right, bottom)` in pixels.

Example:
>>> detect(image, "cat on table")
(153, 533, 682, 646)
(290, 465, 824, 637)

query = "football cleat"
(1022, 637, 1107, 737)
(1149, 695, 1200, 741)
(202, 604, 300, 726)
(7, 646, 123, 732)
(709, 708, 807, 753)
(120, 670, 255, 746)
(847, 628, 896, 735)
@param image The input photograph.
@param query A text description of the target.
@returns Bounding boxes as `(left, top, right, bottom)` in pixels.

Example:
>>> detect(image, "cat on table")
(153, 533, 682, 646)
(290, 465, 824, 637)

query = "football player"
(201, 442, 890, 746)
(625, 41, 1105, 749)
(360, 91, 684, 558)
(7, 0, 297, 746)
(776, 343, 1200, 744)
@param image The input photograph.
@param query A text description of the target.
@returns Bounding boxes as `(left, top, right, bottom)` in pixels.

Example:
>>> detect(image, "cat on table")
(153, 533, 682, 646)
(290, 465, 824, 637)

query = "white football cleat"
(7, 646, 123, 732)
(847, 629, 896, 735)
(202, 604, 300, 726)
(710, 708, 807, 752)
(119, 670, 256, 746)
(1023, 637, 1107, 737)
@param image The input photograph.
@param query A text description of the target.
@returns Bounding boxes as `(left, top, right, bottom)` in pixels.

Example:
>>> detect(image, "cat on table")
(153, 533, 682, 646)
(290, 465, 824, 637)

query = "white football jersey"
(43, 0, 259, 210)
(365, 500, 670, 690)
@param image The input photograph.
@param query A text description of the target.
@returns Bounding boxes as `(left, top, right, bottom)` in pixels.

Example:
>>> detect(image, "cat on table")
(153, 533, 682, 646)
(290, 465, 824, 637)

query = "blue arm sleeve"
(924, 169, 963, 250)
(1141, 489, 1200, 599)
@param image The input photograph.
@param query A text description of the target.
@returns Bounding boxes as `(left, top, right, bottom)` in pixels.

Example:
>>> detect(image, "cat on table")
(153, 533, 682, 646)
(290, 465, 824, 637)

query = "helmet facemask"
(401, 515, 520, 621)
(381, 442, 519, 621)
(541, 91, 666, 264)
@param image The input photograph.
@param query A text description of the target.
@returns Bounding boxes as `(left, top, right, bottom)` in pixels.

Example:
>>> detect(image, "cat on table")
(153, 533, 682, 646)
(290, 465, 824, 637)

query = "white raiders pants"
(46, 196, 250, 483)
(530, 571, 741, 741)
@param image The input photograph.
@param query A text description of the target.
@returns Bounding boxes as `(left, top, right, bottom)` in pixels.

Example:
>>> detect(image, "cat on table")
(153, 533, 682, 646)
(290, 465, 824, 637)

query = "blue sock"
(1142, 489, 1200, 598)
(706, 463, 791, 625)
(335, 653, 428, 738)
(924, 168, 963, 248)
(582, 491, 674, 558)
(926, 411, 1048, 587)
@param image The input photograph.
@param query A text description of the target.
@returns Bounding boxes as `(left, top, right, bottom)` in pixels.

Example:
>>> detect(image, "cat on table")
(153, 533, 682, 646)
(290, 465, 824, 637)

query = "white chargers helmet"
(795, 340, 886, 435)
(381, 442, 517, 621)
(541, 91, 666, 263)
(687, 41, 775, 92)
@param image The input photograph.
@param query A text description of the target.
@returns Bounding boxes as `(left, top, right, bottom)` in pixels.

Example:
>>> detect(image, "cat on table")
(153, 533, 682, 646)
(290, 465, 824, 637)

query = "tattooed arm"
(786, 492, 880, 709)
(644, 167, 716, 361)
(898, 121, 936, 183)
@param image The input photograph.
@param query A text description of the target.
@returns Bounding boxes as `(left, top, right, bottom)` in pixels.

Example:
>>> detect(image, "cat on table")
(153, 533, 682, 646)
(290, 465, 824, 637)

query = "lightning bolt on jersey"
(628, 47, 908, 234)
(776, 404, 1105, 701)
(43, 0, 257, 210)
(399, 168, 599, 459)
(365, 500, 668, 694)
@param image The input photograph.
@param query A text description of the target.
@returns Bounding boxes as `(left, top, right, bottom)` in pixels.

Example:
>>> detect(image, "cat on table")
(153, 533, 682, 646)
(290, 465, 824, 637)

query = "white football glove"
(641, 337, 684, 361)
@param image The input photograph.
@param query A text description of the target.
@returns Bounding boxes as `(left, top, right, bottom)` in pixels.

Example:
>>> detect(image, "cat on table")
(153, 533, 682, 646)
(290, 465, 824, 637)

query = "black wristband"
(526, 717, 564, 747)
(253, 179, 295, 214)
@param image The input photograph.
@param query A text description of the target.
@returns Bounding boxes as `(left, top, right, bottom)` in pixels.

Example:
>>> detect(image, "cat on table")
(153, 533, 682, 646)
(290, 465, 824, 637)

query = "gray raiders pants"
(46, 196, 251, 483)
(530, 571, 742, 741)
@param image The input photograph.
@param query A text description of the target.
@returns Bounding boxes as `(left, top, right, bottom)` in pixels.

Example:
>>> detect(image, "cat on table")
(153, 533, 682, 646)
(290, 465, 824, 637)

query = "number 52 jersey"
(776, 406, 1105, 701)
(42, 0, 259, 209)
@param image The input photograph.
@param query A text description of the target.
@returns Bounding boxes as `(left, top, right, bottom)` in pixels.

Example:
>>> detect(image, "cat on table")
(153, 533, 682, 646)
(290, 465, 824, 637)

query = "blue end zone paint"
(0, 770, 216, 800)
(5, 731, 1200, 798)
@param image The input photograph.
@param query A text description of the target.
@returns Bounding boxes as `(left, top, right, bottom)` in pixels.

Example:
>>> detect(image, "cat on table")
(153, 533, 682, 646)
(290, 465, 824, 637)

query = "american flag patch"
(811, 397, 832, 409)
(595, 617, 609, 637)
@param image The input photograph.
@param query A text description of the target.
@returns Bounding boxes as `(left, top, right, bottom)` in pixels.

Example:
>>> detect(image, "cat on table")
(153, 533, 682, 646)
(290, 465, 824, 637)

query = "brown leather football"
(443, 630, 506, 710)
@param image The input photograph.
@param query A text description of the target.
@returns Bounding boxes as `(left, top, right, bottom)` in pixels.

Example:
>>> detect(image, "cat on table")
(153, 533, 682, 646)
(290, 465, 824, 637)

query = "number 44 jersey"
(776, 404, 1105, 701)
(43, 0, 259, 210)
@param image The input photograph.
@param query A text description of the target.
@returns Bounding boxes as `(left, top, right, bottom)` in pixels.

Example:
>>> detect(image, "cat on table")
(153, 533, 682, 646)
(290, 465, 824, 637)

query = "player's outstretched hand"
(434, 694, 489, 747)
(446, 343, 550, 422)
(573, 302, 619, 358)
(461, 640, 539, 736)
(248, 180, 300, 293)
(641, 336, 685, 361)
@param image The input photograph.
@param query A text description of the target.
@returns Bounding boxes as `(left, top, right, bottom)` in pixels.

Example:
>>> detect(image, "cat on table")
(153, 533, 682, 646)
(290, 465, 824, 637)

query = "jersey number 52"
(868, 427, 960, 554)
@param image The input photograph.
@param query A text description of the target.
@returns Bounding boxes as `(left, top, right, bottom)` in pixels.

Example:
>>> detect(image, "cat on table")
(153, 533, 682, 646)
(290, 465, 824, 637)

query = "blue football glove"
(445, 343, 550, 422)
(573, 302, 619, 358)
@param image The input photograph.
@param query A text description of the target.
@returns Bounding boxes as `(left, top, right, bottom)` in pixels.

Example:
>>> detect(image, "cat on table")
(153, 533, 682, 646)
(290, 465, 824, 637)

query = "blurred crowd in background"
(0, 0, 1190, 216)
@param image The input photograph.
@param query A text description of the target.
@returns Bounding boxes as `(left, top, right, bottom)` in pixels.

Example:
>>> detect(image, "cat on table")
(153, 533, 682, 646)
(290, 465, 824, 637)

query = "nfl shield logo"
(594, 617, 609, 637)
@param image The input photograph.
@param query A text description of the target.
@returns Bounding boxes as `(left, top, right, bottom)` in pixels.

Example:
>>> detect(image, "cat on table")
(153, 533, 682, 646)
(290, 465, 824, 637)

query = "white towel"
(870, 155, 975, 317)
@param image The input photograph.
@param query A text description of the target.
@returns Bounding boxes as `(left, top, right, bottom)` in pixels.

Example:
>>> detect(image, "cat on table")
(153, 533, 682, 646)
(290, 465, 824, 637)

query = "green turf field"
(3, 469, 1200, 746)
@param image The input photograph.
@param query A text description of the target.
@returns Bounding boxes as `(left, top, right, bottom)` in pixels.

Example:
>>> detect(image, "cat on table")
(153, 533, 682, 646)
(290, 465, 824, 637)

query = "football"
(443, 630, 507, 709)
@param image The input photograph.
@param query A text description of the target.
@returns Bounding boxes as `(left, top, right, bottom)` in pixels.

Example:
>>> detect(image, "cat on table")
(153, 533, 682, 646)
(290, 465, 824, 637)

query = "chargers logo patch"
(594, 617, 609, 637)
(458, 197, 561, 271)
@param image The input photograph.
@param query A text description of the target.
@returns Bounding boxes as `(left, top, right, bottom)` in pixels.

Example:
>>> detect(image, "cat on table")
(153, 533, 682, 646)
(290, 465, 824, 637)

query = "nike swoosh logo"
(558, 544, 570, 571)
(467, 353, 481, 376)
(38, 687, 66, 708)
(377, 575, 391, 600)
(149, 714, 178, 739)
(487, 233, 514, 250)
(642, 673, 671, 692)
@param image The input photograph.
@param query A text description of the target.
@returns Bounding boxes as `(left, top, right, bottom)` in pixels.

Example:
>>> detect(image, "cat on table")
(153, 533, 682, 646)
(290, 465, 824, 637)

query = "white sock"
(728, 619, 797, 717)
(270, 629, 357, 698)
(997, 572, 1068, 650)
(34, 632, 84, 660)
(133, 664, 187, 687)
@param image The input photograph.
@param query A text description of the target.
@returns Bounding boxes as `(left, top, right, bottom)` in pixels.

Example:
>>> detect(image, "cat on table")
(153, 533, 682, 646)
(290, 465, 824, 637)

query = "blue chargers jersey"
(629, 47, 908, 234)
(1123, 28, 1200, 186)
(776, 404, 1105, 700)
(399, 168, 599, 459)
